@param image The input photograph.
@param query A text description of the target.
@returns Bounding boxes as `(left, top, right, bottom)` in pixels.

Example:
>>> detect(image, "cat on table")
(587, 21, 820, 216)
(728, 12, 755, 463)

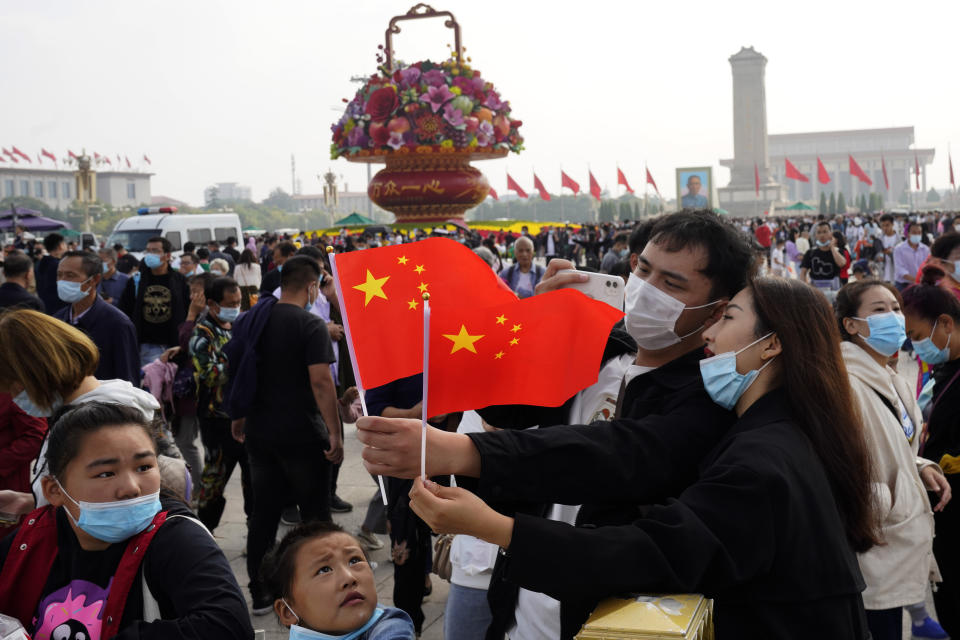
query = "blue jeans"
(444, 582, 493, 640)
(139, 343, 167, 367)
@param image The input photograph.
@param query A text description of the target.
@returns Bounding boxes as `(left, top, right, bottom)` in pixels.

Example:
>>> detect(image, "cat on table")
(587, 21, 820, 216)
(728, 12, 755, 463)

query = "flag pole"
(420, 293, 431, 481)
(326, 247, 388, 505)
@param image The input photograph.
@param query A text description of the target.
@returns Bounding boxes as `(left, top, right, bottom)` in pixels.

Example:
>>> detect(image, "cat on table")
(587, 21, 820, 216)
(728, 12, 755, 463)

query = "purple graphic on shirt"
(33, 579, 110, 640)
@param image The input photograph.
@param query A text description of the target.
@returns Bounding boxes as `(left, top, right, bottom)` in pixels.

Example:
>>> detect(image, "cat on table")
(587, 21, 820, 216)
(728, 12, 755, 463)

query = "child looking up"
(262, 521, 414, 639)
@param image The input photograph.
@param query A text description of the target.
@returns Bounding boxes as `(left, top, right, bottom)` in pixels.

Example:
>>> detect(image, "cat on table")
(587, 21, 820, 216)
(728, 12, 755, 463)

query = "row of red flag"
(490, 167, 661, 202)
(0, 147, 152, 168)
(776, 153, 954, 192)
(331, 238, 623, 416)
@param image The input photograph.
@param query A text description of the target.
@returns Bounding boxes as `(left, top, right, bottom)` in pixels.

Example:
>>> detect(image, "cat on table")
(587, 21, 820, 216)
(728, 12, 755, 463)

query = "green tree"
(619, 201, 633, 221)
(837, 192, 846, 214)
(828, 192, 836, 215)
(262, 188, 295, 211)
(927, 187, 941, 203)
(204, 186, 221, 209)
(819, 192, 828, 215)
(858, 194, 867, 212)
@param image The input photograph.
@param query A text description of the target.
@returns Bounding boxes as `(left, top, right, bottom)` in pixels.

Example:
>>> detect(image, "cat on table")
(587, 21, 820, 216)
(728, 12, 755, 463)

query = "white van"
(107, 212, 243, 258)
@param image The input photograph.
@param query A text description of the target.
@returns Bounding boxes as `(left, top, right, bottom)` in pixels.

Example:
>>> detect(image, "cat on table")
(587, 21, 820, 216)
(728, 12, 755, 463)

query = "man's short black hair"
(183, 241, 196, 253)
(907, 221, 924, 233)
(196, 247, 210, 260)
(207, 240, 220, 248)
(647, 210, 754, 299)
(62, 250, 102, 278)
(206, 276, 239, 304)
(296, 245, 323, 261)
(43, 233, 64, 252)
(629, 219, 656, 257)
(147, 236, 173, 254)
(113, 242, 124, 252)
(816, 221, 832, 230)
(226, 236, 237, 246)
(180, 252, 199, 265)
(280, 255, 321, 291)
(2, 252, 32, 278)
(276, 241, 298, 258)
(880, 214, 894, 224)
(188, 271, 215, 290)
(613, 232, 630, 247)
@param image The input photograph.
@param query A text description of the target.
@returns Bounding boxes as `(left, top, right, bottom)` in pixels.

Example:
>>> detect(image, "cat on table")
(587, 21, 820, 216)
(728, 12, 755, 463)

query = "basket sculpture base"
(367, 153, 493, 224)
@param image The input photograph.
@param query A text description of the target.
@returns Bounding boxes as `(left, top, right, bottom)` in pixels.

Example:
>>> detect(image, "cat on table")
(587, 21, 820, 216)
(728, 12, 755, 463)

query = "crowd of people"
(0, 207, 959, 639)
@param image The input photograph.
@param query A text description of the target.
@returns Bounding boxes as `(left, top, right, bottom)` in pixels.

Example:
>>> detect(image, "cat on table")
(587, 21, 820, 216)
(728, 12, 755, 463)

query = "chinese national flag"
(882, 156, 889, 191)
(333, 238, 517, 390)
(41, 148, 57, 163)
(589, 171, 602, 201)
(143, 154, 152, 165)
(915, 154, 921, 190)
(126, 156, 132, 168)
(785, 158, 809, 182)
(68, 150, 78, 160)
(12, 146, 30, 163)
(951, 154, 955, 188)
(754, 163, 760, 195)
(0, 156, 5, 162)
(561, 171, 580, 194)
(488, 186, 499, 200)
(506, 173, 528, 198)
(617, 168, 634, 193)
(426, 289, 623, 416)
(817, 157, 831, 184)
(849, 155, 873, 185)
(646, 168, 660, 195)
(533, 173, 551, 201)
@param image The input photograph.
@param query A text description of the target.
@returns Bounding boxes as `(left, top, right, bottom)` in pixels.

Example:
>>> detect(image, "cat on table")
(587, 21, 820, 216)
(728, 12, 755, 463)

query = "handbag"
(431, 533, 454, 582)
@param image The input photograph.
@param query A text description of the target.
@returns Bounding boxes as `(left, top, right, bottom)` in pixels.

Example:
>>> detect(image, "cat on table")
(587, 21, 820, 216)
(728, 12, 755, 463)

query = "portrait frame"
(676, 167, 713, 211)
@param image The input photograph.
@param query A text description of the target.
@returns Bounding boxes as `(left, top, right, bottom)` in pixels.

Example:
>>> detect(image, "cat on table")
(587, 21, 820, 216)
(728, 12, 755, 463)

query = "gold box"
(575, 594, 714, 640)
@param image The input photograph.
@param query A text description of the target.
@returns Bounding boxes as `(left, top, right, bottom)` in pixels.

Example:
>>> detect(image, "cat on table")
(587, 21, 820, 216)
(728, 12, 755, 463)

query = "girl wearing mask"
(0, 402, 252, 638)
(836, 280, 949, 640)
(0, 310, 187, 518)
(903, 280, 960, 635)
(923, 231, 960, 299)
(359, 278, 879, 639)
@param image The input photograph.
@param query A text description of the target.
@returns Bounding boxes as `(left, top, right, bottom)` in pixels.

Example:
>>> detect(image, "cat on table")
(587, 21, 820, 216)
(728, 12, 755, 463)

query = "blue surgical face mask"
(284, 602, 384, 640)
(101, 262, 110, 274)
(910, 234, 922, 245)
(57, 278, 92, 304)
(914, 320, 952, 365)
(12, 389, 63, 418)
(853, 311, 906, 357)
(218, 306, 240, 323)
(816, 239, 831, 248)
(56, 479, 161, 544)
(699, 332, 776, 411)
(144, 253, 164, 269)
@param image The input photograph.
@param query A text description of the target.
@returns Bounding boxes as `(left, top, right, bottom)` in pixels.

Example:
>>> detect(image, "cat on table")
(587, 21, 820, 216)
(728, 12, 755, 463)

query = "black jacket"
(474, 389, 868, 639)
(54, 295, 141, 385)
(119, 266, 190, 348)
(476, 344, 735, 639)
(0, 282, 45, 312)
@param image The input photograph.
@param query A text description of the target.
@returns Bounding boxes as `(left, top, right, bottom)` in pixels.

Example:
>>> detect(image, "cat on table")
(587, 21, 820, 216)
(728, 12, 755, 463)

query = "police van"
(107, 209, 243, 258)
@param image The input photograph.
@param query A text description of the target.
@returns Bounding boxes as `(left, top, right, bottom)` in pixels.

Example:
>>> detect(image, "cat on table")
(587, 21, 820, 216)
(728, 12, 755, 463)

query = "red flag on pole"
(881, 156, 889, 191)
(617, 168, 634, 194)
(94, 152, 101, 161)
(68, 150, 78, 160)
(915, 154, 921, 190)
(0, 156, 5, 163)
(532, 173, 551, 201)
(506, 173, 528, 198)
(143, 154, 152, 165)
(645, 168, 660, 196)
(41, 148, 57, 163)
(784, 158, 809, 182)
(104, 156, 112, 165)
(950, 154, 955, 189)
(589, 171, 602, 201)
(817, 157, 831, 184)
(754, 163, 760, 196)
(426, 289, 623, 416)
(331, 238, 516, 390)
(488, 186, 499, 201)
(126, 156, 132, 169)
(12, 147, 30, 163)
(848, 155, 873, 186)
(560, 171, 580, 194)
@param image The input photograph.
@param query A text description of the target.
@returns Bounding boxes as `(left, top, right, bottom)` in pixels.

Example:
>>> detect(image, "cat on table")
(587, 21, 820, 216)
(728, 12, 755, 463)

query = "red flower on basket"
(415, 112, 444, 142)
(365, 86, 399, 120)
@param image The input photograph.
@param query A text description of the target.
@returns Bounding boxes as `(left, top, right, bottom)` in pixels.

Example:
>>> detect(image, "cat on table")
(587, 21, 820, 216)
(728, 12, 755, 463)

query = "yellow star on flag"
(414, 264, 426, 275)
(510, 337, 519, 346)
(443, 325, 484, 354)
(353, 270, 390, 306)
(417, 282, 429, 293)
(407, 298, 419, 310)
(397, 256, 409, 265)
(494, 351, 504, 359)
(511, 324, 522, 333)
(495, 314, 507, 325)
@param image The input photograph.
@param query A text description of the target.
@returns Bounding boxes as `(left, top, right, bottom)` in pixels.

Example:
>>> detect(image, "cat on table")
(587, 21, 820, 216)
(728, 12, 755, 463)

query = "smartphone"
(564, 272, 625, 311)
(0, 512, 19, 526)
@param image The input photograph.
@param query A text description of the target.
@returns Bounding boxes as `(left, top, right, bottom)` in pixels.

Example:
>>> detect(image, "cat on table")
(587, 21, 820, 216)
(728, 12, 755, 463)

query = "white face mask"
(624, 274, 720, 350)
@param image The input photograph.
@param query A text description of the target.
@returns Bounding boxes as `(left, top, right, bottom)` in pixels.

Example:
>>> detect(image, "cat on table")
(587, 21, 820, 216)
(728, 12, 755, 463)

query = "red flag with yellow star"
(426, 289, 624, 416)
(332, 238, 516, 390)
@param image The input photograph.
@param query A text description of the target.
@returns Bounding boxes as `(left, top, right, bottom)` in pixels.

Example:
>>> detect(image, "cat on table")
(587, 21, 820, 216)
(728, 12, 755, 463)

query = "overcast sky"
(3, 0, 959, 206)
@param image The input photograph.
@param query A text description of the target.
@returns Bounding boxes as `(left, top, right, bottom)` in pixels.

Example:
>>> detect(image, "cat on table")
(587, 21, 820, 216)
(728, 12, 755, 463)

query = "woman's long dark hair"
(750, 278, 879, 552)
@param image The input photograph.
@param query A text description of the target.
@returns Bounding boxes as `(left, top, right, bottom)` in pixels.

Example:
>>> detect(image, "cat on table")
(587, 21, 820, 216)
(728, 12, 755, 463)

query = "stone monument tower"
(718, 46, 786, 215)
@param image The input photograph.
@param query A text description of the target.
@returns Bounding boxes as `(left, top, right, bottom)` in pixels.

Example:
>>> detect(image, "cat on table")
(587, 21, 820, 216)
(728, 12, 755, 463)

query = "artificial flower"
(347, 126, 369, 148)
(399, 66, 421, 88)
(443, 103, 466, 128)
(483, 91, 505, 110)
(422, 68, 446, 87)
(476, 121, 494, 147)
(364, 86, 399, 121)
(450, 96, 474, 115)
(414, 112, 445, 142)
(420, 84, 455, 113)
(369, 121, 390, 147)
(387, 131, 406, 151)
(441, 139, 455, 149)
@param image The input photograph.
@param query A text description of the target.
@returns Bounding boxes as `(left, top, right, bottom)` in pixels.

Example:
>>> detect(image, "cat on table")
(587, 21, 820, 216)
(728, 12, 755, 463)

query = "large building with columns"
(0, 165, 152, 210)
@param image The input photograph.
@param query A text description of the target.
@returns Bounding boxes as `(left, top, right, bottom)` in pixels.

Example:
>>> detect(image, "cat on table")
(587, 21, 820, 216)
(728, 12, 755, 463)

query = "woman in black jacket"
(359, 278, 879, 639)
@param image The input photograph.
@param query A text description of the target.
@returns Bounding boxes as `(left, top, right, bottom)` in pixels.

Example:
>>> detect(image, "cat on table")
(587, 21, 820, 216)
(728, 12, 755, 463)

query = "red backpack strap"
(0, 506, 59, 627)
(100, 510, 168, 638)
